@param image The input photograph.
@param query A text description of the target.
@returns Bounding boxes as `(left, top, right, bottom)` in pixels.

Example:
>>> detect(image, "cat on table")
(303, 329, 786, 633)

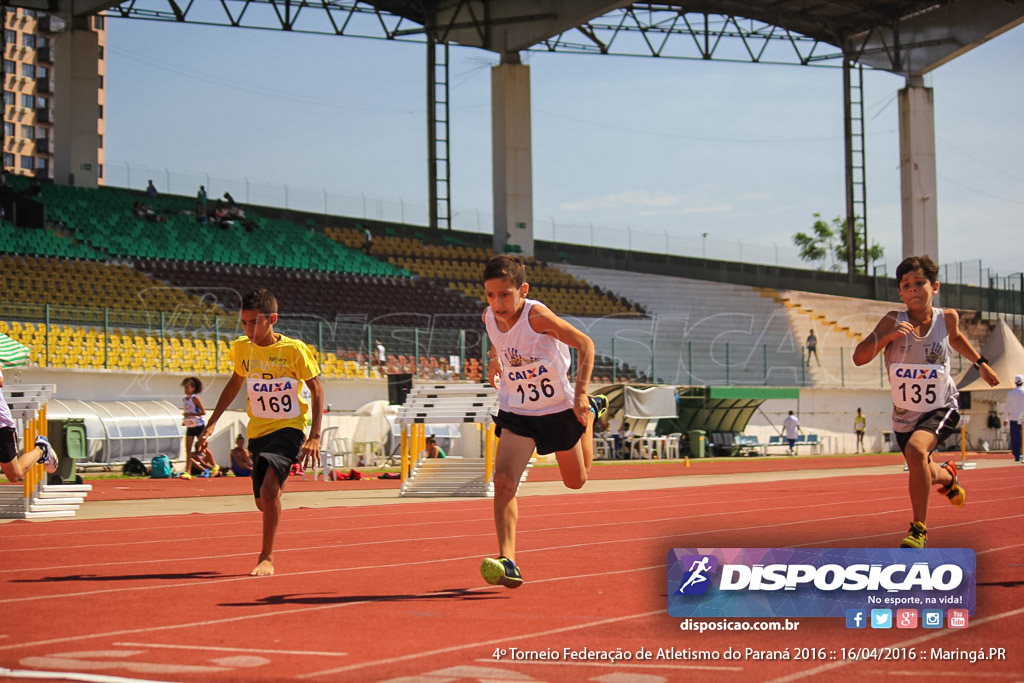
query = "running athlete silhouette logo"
(677, 554, 718, 595)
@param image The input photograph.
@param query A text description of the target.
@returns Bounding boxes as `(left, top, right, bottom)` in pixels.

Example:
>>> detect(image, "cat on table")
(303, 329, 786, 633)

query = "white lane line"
(4, 507, 1022, 606)
(767, 605, 1024, 682)
(0, 565, 661, 653)
(861, 669, 1021, 678)
(0, 667, 177, 683)
(296, 609, 668, 679)
(114, 641, 348, 657)
(0, 484, 920, 553)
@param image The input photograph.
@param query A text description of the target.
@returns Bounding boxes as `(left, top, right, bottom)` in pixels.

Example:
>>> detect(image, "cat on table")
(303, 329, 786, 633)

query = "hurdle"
(0, 384, 92, 519)
(396, 382, 502, 497)
(900, 417, 977, 473)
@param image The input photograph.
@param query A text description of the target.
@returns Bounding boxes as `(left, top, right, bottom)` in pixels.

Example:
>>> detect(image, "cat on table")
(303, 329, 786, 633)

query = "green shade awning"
(709, 387, 800, 400)
(0, 333, 30, 368)
(590, 384, 798, 434)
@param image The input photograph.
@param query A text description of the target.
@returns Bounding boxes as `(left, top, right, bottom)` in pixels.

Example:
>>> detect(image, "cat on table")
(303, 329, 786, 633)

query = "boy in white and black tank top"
(479, 254, 608, 588)
(854, 255, 999, 549)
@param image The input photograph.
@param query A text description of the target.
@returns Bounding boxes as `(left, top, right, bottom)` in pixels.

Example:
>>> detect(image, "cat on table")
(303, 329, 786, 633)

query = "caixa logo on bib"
(667, 548, 975, 619)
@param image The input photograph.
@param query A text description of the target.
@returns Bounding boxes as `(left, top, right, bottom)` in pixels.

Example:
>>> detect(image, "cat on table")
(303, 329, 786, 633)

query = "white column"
(898, 77, 938, 263)
(491, 59, 533, 257)
(53, 24, 99, 187)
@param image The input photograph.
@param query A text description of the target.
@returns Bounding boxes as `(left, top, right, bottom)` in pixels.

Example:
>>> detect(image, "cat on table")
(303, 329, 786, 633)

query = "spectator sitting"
(425, 435, 446, 459)
(224, 191, 237, 209)
(230, 434, 253, 477)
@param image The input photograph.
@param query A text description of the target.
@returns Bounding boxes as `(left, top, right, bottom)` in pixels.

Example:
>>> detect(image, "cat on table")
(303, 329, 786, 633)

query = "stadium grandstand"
(2, 174, 1016, 388)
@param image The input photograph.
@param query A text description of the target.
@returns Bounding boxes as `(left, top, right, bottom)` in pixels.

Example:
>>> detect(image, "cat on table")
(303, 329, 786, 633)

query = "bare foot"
(250, 559, 275, 576)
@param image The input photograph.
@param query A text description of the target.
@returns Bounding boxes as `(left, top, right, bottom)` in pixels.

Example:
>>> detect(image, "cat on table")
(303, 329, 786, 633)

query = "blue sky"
(105, 15, 1024, 279)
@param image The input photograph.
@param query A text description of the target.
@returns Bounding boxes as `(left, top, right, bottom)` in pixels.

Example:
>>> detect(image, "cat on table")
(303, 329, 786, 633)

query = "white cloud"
(639, 205, 732, 216)
(558, 190, 686, 211)
(740, 192, 773, 200)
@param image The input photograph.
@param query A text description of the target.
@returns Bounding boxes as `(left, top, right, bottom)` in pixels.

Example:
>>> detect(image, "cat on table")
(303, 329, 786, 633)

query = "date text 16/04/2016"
(491, 647, 1008, 663)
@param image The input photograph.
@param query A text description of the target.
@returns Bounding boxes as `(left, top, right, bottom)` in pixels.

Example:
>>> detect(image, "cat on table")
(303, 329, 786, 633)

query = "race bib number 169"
(246, 376, 301, 419)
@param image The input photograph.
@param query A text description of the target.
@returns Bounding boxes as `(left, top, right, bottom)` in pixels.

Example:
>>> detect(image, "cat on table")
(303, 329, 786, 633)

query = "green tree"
(793, 213, 883, 274)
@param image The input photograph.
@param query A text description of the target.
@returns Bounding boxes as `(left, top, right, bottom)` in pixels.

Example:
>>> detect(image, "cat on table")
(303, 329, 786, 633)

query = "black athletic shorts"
(895, 407, 960, 455)
(249, 428, 305, 498)
(0, 427, 18, 464)
(185, 425, 204, 438)
(493, 408, 586, 455)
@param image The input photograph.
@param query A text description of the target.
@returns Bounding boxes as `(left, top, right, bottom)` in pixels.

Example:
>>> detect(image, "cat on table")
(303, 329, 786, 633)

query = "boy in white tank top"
(480, 255, 608, 588)
(853, 255, 998, 549)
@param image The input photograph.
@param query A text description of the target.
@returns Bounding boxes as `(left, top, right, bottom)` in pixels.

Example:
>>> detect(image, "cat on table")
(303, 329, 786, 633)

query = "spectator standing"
(806, 330, 820, 367)
(196, 185, 207, 220)
(782, 410, 800, 455)
(146, 179, 158, 198)
(375, 339, 386, 375)
(1005, 374, 1024, 463)
(362, 227, 372, 254)
(854, 407, 867, 453)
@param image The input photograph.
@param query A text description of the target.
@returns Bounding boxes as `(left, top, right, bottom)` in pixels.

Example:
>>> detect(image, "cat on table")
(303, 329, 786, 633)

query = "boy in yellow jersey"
(199, 289, 323, 576)
(480, 254, 607, 588)
(853, 255, 998, 548)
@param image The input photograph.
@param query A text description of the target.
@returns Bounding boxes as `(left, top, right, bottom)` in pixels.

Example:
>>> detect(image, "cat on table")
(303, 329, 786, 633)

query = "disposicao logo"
(667, 548, 975, 619)
(675, 555, 718, 596)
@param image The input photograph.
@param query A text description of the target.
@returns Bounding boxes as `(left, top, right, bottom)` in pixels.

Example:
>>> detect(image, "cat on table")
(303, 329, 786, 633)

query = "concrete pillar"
(898, 77, 938, 263)
(491, 58, 533, 257)
(53, 23, 99, 188)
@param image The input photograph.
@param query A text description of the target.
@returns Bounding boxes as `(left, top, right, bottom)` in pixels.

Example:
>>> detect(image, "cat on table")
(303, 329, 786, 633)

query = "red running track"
(0, 460, 1022, 682)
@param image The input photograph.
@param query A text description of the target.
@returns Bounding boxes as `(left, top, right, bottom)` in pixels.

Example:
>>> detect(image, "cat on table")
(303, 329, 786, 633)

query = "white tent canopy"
(956, 319, 1024, 392)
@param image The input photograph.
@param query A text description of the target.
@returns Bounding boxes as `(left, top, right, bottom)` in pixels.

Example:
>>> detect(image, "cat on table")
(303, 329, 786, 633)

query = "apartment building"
(2, 8, 105, 182)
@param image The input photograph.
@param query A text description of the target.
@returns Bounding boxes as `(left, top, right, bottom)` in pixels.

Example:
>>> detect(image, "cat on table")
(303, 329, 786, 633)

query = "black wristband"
(974, 355, 989, 369)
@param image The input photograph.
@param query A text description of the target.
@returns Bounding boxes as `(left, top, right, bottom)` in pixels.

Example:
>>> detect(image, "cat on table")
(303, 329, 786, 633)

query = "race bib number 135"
(889, 363, 944, 411)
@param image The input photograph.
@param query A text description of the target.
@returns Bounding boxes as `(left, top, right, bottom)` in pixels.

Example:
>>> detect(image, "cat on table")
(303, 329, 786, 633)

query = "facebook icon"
(845, 609, 867, 629)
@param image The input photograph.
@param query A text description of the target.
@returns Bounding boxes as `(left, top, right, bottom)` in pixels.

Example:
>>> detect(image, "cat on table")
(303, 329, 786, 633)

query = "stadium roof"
(27, 0, 1024, 75)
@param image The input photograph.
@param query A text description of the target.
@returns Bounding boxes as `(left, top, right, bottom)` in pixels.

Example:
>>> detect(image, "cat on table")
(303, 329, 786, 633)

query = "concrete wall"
(751, 387, 1003, 456)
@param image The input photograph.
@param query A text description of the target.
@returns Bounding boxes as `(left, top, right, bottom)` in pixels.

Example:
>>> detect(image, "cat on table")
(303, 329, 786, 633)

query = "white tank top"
(484, 299, 575, 416)
(883, 307, 959, 433)
(182, 395, 205, 428)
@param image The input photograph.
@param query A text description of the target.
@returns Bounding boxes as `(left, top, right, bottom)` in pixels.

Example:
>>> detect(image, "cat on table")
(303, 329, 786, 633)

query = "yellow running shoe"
(480, 556, 523, 588)
(211, 464, 221, 478)
(900, 521, 928, 548)
(938, 460, 966, 508)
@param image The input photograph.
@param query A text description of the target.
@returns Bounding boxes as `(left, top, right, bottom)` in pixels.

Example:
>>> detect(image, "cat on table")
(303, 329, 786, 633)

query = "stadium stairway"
(558, 264, 806, 386)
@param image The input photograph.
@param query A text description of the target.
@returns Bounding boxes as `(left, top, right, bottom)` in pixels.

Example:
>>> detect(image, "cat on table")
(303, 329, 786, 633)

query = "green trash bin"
(46, 418, 87, 484)
(687, 429, 706, 458)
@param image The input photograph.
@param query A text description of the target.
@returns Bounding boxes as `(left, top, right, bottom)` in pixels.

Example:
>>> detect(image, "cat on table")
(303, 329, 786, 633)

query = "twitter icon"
(870, 609, 892, 629)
